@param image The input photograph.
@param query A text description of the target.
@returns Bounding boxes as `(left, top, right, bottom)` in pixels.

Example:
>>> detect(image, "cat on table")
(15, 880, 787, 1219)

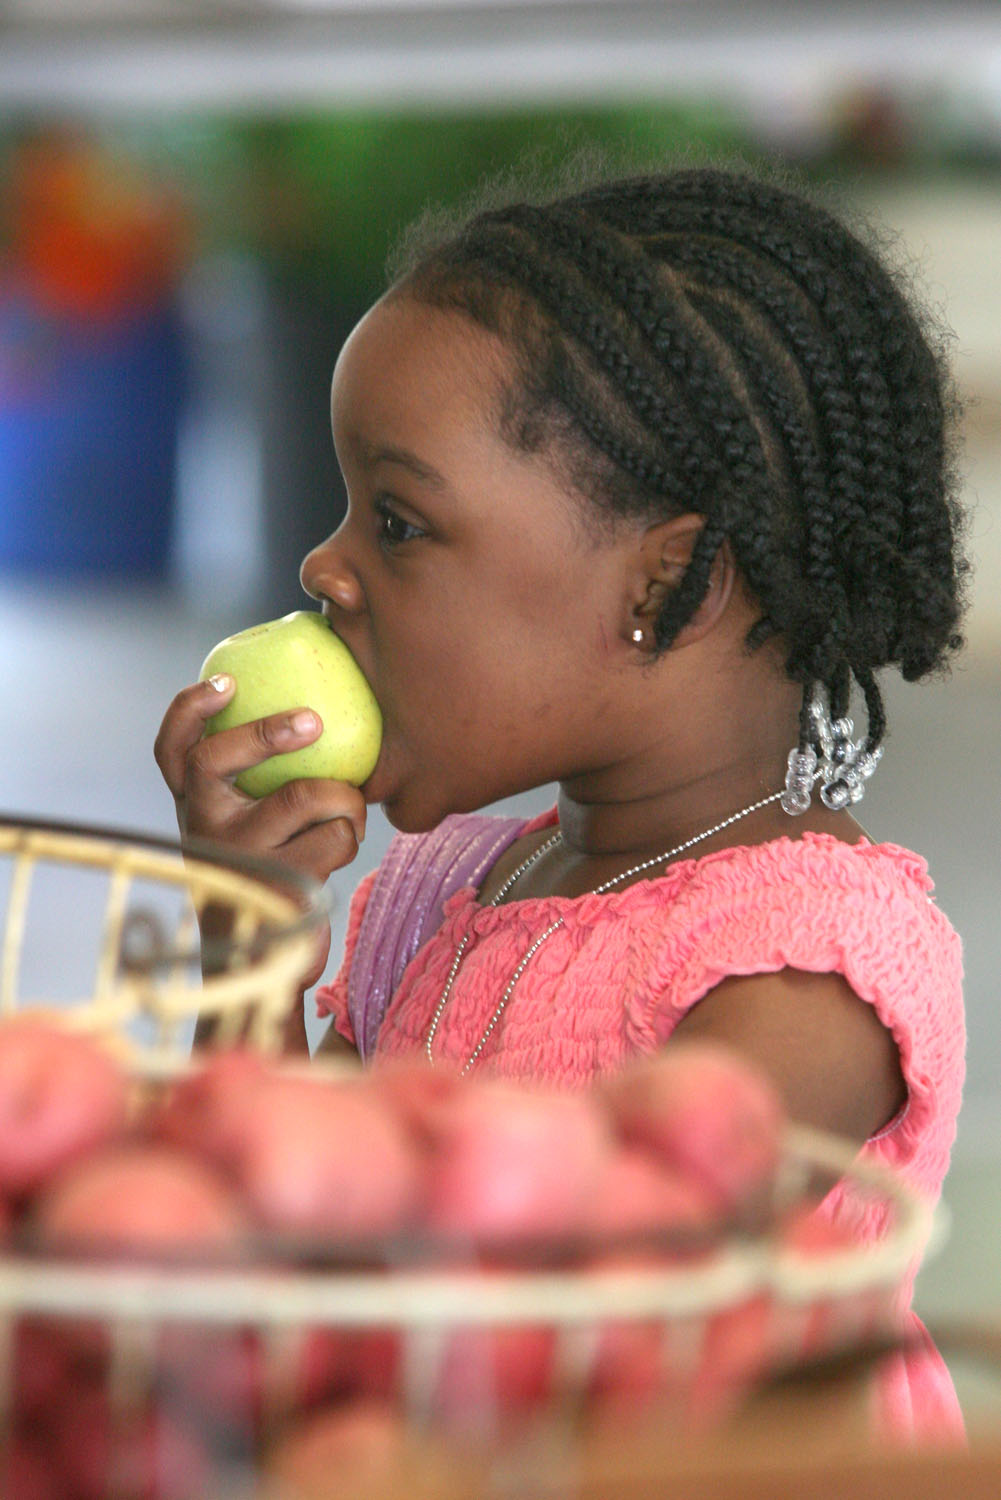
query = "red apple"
(160, 1321, 399, 1439)
(152, 1046, 271, 1174)
(585, 1264, 670, 1417)
(583, 1144, 723, 1252)
(588, 1317, 667, 1418)
(12, 1307, 113, 1380)
(156, 1323, 269, 1438)
(8, 1316, 106, 1424)
(233, 1074, 424, 1246)
(687, 1292, 774, 1426)
(423, 1081, 613, 1251)
(0, 1016, 129, 1198)
(601, 1044, 784, 1218)
(32, 1142, 250, 1261)
(371, 1061, 467, 1152)
(327, 1327, 402, 1404)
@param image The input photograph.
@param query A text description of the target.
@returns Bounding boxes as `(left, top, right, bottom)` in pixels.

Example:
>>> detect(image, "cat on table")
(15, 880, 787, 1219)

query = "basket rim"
(0, 814, 332, 972)
(0, 1126, 940, 1329)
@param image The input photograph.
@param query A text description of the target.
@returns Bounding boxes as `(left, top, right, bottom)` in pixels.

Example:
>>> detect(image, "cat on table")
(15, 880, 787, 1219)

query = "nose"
(300, 529, 366, 615)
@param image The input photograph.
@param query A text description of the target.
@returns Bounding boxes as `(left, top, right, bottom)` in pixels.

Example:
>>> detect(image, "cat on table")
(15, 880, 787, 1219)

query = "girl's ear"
(627, 514, 737, 650)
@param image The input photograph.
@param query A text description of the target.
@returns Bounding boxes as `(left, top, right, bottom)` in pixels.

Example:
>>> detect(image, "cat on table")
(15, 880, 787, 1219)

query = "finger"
(242, 780, 367, 862)
(154, 675, 235, 797)
(275, 814, 363, 883)
(184, 707, 323, 798)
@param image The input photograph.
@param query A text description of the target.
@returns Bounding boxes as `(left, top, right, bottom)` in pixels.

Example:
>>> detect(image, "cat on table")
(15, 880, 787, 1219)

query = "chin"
(377, 787, 444, 835)
(379, 780, 492, 836)
(380, 803, 445, 836)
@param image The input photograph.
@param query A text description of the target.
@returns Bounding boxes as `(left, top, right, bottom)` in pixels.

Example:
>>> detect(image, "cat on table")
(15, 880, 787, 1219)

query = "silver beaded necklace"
(425, 789, 783, 1073)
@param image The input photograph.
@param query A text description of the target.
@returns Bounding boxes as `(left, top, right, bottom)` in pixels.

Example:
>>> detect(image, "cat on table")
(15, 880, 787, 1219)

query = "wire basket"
(0, 818, 945, 1498)
(0, 816, 330, 1066)
(0, 1125, 940, 1500)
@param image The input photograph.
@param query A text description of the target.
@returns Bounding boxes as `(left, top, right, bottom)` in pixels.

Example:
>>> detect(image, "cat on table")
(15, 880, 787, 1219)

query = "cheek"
(375, 560, 599, 748)
(395, 650, 526, 765)
(377, 627, 477, 738)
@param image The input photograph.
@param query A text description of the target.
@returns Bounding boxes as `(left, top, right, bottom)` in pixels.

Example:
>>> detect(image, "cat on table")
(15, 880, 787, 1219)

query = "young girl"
(155, 160, 967, 1441)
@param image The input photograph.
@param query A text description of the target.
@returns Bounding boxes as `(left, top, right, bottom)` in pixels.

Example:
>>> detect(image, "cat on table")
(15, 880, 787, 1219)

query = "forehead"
(330, 294, 512, 453)
(331, 290, 616, 551)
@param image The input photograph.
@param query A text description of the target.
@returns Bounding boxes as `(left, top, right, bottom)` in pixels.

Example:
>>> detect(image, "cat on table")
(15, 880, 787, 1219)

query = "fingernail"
(205, 673, 233, 693)
(289, 710, 319, 734)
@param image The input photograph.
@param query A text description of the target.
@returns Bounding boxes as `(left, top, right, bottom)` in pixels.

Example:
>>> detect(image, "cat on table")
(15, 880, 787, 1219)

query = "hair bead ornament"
(781, 744, 817, 816)
(782, 684, 884, 815)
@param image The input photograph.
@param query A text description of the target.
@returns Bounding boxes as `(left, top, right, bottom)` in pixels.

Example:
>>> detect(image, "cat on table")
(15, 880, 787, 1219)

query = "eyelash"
(374, 495, 426, 550)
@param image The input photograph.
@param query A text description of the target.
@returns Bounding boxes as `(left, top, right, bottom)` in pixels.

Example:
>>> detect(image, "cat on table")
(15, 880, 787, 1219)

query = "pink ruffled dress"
(316, 810, 966, 1443)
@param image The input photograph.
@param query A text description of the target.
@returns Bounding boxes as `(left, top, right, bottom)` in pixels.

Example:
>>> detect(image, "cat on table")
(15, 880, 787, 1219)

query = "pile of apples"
(0, 1013, 845, 1500)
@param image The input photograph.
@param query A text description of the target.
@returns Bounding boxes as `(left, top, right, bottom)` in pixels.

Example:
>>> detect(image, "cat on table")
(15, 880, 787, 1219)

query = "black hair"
(387, 157, 969, 754)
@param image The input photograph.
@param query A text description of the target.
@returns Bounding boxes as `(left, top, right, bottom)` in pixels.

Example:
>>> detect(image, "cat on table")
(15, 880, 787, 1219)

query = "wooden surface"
(259, 1336, 1001, 1500)
(568, 1361, 1001, 1500)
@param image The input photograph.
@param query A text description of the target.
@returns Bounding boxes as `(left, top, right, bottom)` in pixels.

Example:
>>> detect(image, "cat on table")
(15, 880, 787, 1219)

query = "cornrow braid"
(456, 214, 729, 509)
(391, 162, 968, 755)
(468, 202, 800, 641)
(523, 201, 786, 576)
(612, 205, 905, 687)
(661, 237, 894, 658)
(582, 179, 963, 689)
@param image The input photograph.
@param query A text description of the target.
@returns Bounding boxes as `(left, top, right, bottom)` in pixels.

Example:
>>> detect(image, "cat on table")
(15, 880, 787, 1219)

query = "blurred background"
(0, 0, 998, 1375)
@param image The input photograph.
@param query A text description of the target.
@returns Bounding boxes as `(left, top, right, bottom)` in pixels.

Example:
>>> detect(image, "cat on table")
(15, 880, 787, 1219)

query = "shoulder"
(687, 830, 935, 895)
(634, 832, 963, 1150)
(613, 830, 953, 943)
(627, 830, 962, 1053)
(668, 832, 959, 989)
(666, 832, 955, 949)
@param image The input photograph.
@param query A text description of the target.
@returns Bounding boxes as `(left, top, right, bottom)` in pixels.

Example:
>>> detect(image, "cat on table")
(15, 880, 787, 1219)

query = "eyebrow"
(360, 442, 449, 490)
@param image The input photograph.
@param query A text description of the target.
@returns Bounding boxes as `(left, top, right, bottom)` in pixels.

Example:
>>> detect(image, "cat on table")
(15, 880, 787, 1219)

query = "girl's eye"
(374, 497, 426, 549)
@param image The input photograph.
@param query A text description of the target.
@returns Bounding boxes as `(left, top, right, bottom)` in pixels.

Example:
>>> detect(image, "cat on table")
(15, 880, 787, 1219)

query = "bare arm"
(669, 968, 906, 1146)
(313, 1021, 362, 1062)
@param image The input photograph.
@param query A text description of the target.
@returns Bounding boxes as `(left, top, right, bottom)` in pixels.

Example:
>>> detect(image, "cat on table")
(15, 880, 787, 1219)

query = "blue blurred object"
(0, 294, 186, 578)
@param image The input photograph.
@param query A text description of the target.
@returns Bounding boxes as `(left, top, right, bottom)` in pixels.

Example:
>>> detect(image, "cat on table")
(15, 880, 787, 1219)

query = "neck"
(555, 756, 787, 860)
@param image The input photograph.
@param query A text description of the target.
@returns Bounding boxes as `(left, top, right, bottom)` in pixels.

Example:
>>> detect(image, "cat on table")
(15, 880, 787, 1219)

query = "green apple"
(198, 611, 382, 798)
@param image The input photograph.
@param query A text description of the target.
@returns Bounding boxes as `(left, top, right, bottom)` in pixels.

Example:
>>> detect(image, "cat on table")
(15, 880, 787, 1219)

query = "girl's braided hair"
(388, 159, 968, 753)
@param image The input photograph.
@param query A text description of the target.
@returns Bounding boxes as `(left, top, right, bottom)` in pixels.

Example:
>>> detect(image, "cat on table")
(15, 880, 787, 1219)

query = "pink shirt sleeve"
(314, 869, 377, 1046)
(627, 835, 964, 1201)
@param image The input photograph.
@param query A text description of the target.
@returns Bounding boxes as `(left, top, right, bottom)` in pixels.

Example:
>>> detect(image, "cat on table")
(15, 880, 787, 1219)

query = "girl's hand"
(153, 675, 367, 886)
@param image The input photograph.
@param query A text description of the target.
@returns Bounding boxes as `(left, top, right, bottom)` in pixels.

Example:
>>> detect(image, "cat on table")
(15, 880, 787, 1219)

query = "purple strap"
(347, 813, 527, 1062)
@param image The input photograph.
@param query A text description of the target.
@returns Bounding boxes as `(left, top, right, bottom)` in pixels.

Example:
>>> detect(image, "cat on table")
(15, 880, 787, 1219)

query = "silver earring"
(781, 683, 883, 816)
(631, 628, 645, 645)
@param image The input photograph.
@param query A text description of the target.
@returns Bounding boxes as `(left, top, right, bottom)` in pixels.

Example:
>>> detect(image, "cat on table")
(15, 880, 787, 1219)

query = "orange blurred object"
(2, 129, 190, 321)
